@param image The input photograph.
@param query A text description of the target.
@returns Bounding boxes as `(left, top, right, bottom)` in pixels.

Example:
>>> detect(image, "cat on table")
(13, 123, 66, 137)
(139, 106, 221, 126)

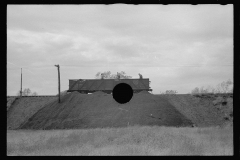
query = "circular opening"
(112, 83, 133, 104)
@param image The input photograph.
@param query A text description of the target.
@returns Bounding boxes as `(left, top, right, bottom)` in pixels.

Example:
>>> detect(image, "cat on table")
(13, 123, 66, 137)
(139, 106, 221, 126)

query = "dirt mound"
(159, 94, 233, 127)
(20, 92, 193, 130)
(7, 97, 18, 111)
(7, 97, 57, 129)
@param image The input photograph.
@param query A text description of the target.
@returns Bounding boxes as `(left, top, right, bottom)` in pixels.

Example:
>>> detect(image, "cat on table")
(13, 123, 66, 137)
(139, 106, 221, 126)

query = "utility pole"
(20, 68, 22, 97)
(54, 64, 61, 103)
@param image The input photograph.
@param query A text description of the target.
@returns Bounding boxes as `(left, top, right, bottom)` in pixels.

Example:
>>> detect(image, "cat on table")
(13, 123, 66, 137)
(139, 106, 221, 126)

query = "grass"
(7, 125, 233, 156)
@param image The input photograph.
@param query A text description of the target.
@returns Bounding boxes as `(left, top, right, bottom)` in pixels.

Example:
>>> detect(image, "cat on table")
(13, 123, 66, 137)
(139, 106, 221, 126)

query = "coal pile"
(20, 91, 193, 130)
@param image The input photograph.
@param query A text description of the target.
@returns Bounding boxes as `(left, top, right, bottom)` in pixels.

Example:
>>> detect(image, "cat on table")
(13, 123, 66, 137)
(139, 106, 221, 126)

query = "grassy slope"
(7, 125, 233, 156)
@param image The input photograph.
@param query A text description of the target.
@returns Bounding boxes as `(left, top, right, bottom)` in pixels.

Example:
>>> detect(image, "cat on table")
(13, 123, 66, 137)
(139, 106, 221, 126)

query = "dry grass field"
(7, 125, 233, 156)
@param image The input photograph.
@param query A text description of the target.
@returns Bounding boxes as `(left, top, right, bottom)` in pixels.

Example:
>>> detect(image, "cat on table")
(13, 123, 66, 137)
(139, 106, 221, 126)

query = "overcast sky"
(7, 4, 233, 95)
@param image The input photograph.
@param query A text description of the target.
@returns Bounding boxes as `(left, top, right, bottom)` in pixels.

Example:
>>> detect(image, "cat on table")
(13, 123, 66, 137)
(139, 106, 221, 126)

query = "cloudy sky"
(7, 4, 233, 95)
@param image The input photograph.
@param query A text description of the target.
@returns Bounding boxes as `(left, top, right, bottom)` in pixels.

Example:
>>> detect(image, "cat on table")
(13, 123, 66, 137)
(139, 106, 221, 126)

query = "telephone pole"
(20, 68, 22, 97)
(54, 64, 61, 103)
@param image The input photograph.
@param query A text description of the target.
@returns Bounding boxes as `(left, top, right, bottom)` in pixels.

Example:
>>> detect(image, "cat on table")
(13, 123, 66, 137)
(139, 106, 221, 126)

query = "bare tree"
(119, 71, 132, 79)
(199, 86, 208, 94)
(95, 71, 112, 79)
(215, 79, 233, 93)
(23, 88, 31, 96)
(16, 88, 38, 96)
(95, 71, 132, 79)
(191, 87, 200, 94)
(95, 72, 101, 79)
(191, 79, 233, 94)
(32, 92, 38, 96)
(162, 90, 178, 94)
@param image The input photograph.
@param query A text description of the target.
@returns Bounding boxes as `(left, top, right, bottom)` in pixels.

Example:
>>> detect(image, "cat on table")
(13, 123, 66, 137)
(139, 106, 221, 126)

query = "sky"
(7, 4, 233, 95)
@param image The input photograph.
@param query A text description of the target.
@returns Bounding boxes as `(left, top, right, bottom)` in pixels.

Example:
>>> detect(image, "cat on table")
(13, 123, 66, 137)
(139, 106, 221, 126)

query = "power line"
(7, 64, 233, 69)
(60, 64, 234, 67)
(7, 66, 54, 70)
(156, 65, 233, 67)
(20, 65, 54, 69)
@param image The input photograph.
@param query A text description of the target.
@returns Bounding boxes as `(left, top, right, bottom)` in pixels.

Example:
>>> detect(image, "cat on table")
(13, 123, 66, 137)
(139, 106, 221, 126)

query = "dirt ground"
(7, 92, 233, 130)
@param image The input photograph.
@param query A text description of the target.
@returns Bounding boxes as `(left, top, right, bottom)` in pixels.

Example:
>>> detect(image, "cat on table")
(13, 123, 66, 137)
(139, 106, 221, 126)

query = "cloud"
(7, 4, 233, 95)
(103, 41, 141, 59)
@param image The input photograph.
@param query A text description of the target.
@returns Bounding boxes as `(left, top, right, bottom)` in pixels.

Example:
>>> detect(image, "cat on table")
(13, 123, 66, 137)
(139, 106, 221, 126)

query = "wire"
(23, 66, 53, 68)
(7, 66, 54, 70)
(134, 65, 233, 67)
(7, 68, 20, 70)
(7, 64, 233, 69)
(60, 64, 234, 67)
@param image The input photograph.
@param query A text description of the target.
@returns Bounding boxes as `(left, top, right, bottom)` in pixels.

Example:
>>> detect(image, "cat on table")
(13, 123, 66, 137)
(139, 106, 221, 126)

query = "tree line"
(95, 71, 132, 79)
(191, 79, 233, 94)
(16, 88, 38, 96)
(160, 79, 233, 95)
